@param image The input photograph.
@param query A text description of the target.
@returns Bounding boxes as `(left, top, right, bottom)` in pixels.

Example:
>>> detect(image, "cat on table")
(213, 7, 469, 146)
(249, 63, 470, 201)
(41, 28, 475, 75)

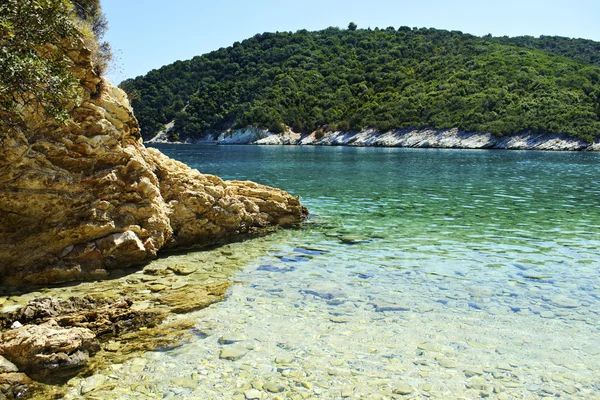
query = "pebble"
(496, 363, 512, 371)
(244, 388, 262, 399)
(526, 384, 539, 391)
(300, 381, 313, 389)
(252, 380, 263, 390)
(540, 311, 555, 318)
(264, 382, 284, 393)
(548, 295, 579, 308)
(104, 341, 121, 352)
(219, 346, 249, 361)
(168, 264, 196, 275)
(563, 385, 577, 395)
(275, 356, 294, 365)
(464, 367, 484, 377)
(330, 316, 353, 323)
(10, 321, 22, 329)
(582, 345, 600, 355)
(393, 383, 413, 395)
(128, 358, 147, 373)
(81, 374, 107, 394)
(437, 358, 457, 369)
(219, 333, 247, 344)
(171, 378, 197, 389)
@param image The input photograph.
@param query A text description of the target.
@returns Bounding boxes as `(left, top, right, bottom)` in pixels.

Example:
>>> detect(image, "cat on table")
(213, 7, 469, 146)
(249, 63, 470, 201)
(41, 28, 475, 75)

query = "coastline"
(148, 127, 600, 151)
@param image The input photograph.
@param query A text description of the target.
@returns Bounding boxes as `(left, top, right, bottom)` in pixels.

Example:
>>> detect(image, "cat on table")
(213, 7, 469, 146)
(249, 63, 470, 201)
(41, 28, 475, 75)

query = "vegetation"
(121, 27, 600, 142)
(0, 0, 110, 130)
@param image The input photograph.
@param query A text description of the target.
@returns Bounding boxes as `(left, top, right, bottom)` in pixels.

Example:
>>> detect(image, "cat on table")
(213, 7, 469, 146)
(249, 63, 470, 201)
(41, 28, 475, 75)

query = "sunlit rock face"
(0, 40, 307, 286)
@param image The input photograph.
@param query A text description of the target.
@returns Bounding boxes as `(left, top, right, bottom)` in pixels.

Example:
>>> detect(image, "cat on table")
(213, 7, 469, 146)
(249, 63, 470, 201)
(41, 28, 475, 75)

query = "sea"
(73, 144, 600, 399)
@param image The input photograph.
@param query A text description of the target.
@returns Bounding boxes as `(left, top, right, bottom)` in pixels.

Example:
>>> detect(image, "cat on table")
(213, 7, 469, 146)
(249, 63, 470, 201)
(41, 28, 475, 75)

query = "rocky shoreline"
(0, 241, 259, 399)
(149, 126, 600, 151)
(0, 23, 306, 399)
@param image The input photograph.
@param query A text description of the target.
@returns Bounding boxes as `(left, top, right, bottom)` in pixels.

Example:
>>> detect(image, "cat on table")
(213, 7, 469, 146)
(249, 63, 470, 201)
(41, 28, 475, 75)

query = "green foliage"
(122, 27, 600, 142)
(0, 0, 110, 130)
(0, 0, 79, 128)
(348, 22, 357, 31)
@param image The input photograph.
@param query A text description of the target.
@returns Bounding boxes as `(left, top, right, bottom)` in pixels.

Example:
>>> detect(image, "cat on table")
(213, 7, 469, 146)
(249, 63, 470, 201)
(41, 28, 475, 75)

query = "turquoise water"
(77, 146, 600, 399)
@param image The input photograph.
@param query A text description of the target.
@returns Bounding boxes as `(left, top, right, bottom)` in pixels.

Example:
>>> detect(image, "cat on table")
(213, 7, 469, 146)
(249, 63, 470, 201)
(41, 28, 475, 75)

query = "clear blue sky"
(102, 0, 600, 84)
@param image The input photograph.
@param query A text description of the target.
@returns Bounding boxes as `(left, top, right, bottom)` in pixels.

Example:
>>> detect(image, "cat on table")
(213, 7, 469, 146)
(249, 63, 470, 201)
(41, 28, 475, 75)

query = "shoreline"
(148, 127, 600, 152)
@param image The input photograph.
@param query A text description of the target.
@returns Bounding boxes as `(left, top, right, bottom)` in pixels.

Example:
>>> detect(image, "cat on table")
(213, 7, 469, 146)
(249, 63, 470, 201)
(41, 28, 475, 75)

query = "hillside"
(119, 26, 600, 142)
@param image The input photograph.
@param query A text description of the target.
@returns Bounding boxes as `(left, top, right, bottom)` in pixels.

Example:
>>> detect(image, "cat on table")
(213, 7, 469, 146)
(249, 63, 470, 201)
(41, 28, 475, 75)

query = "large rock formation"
(0, 39, 307, 286)
(0, 320, 99, 381)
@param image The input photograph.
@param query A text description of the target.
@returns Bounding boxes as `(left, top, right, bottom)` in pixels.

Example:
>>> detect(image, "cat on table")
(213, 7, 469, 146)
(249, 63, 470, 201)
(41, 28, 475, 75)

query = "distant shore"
(148, 127, 600, 152)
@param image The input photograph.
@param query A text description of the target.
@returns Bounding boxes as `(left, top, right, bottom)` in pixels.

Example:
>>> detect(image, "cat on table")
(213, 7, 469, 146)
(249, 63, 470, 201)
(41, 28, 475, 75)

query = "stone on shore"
(0, 320, 98, 380)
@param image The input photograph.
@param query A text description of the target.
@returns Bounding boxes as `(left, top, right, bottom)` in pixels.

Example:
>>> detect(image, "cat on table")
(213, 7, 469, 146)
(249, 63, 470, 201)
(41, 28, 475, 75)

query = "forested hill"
(119, 26, 600, 142)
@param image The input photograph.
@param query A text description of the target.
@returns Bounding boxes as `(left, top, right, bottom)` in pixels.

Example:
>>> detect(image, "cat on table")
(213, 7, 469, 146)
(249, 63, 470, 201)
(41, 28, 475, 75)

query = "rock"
(329, 316, 352, 323)
(0, 296, 158, 337)
(219, 346, 249, 361)
(158, 282, 229, 313)
(167, 264, 195, 276)
(104, 341, 121, 352)
(275, 356, 294, 365)
(300, 381, 313, 389)
(81, 374, 107, 394)
(437, 358, 457, 369)
(0, 372, 34, 398)
(0, 36, 307, 286)
(218, 333, 247, 345)
(0, 356, 18, 373)
(10, 322, 22, 329)
(296, 128, 597, 151)
(546, 295, 579, 308)
(0, 320, 98, 380)
(244, 388, 262, 399)
(264, 382, 285, 393)
(393, 383, 414, 395)
(526, 384, 539, 392)
(563, 385, 577, 395)
(464, 367, 484, 377)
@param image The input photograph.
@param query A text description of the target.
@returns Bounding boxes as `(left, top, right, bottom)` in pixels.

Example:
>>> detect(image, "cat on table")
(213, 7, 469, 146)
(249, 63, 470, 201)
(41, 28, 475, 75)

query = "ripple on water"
(61, 146, 600, 399)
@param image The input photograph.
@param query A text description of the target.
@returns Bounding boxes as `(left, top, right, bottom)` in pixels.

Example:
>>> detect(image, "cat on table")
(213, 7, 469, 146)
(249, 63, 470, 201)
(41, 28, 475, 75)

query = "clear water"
(77, 146, 600, 399)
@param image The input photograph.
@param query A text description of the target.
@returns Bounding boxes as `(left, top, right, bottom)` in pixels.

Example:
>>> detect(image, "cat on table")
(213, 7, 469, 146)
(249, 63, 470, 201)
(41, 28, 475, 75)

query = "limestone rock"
(0, 35, 307, 286)
(0, 356, 18, 374)
(0, 320, 98, 380)
(219, 346, 249, 361)
(0, 372, 34, 399)
(158, 282, 229, 314)
(0, 296, 158, 337)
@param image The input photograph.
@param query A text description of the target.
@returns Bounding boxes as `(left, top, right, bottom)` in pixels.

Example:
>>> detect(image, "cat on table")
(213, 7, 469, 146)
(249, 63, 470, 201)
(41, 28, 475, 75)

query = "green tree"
(0, 0, 79, 129)
(122, 26, 600, 142)
(348, 22, 358, 31)
(0, 0, 111, 131)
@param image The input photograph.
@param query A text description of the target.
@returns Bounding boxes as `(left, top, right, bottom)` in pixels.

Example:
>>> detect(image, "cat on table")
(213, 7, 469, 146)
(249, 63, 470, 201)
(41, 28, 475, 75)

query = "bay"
(74, 145, 600, 398)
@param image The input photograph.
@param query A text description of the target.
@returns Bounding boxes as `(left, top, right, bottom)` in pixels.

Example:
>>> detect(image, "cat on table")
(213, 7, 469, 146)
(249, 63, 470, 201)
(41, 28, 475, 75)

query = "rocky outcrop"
(297, 128, 599, 150)
(0, 39, 307, 286)
(0, 296, 159, 336)
(177, 127, 599, 151)
(0, 320, 98, 381)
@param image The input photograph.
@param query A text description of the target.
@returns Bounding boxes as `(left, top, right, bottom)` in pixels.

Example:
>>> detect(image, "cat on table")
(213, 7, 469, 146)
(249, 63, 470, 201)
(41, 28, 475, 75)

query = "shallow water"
(73, 146, 600, 398)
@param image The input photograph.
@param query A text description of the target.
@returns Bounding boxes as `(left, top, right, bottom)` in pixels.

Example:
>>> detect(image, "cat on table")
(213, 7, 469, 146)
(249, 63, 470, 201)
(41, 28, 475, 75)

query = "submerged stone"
(257, 264, 295, 273)
(219, 346, 249, 361)
(219, 333, 247, 344)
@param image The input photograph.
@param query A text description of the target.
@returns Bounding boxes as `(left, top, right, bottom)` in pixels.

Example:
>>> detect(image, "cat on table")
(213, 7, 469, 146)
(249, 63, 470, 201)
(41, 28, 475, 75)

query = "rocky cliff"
(156, 126, 600, 151)
(0, 39, 307, 286)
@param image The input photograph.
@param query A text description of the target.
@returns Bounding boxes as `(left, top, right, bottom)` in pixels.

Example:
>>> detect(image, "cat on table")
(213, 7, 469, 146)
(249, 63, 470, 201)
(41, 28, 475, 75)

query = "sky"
(102, 0, 600, 84)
